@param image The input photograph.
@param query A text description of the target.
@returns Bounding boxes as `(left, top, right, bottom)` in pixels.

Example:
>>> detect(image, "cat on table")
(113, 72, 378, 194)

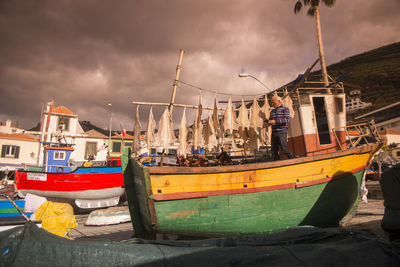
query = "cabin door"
(312, 97, 331, 145)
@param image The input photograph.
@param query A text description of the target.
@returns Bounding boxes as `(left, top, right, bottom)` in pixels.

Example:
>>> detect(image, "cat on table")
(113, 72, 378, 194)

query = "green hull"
(153, 170, 362, 237)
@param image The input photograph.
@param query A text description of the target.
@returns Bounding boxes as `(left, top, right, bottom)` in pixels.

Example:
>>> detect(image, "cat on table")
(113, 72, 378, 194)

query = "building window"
(54, 151, 65, 160)
(112, 142, 121, 153)
(124, 142, 133, 147)
(396, 151, 400, 157)
(85, 142, 97, 160)
(1, 145, 20, 158)
(58, 116, 70, 131)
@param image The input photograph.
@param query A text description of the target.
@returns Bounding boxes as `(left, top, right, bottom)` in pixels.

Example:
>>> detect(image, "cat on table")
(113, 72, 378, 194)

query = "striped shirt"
(269, 105, 290, 134)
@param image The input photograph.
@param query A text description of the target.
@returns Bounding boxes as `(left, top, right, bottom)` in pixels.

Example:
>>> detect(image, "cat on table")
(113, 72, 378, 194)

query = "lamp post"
(238, 73, 270, 92)
(108, 103, 112, 155)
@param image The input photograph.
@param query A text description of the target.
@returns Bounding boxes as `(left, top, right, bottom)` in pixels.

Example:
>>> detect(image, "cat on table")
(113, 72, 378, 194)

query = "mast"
(169, 49, 184, 113)
(42, 100, 53, 144)
(36, 104, 44, 165)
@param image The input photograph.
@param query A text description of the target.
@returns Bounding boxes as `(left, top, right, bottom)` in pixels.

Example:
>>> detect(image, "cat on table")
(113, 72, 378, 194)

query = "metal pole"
(238, 74, 270, 93)
(108, 103, 112, 155)
(248, 75, 270, 92)
(169, 49, 184, 113)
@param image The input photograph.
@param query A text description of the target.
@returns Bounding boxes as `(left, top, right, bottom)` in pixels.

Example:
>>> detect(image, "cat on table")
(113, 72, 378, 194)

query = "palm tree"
(294, 0, 336, 86)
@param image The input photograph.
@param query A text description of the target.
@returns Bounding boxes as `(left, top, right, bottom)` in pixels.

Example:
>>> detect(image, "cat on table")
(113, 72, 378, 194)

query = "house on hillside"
(345, 85, 372, 114)
(355, 101, 400, 132)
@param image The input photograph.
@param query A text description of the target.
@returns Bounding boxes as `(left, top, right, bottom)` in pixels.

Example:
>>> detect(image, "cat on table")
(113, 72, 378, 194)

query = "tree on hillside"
(294, 0, 336, 86)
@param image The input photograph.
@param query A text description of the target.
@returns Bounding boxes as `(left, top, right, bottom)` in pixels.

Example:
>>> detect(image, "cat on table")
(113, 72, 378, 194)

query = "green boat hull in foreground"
(121, 144, 379, 238)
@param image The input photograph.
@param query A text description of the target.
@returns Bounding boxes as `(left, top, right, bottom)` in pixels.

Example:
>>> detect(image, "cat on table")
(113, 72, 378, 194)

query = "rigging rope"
(177, 80, 268, 97)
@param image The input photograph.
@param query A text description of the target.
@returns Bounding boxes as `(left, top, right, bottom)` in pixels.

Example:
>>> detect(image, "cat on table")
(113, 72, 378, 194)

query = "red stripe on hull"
(154, 183, 295, 201)
(153, 164, 367, 201)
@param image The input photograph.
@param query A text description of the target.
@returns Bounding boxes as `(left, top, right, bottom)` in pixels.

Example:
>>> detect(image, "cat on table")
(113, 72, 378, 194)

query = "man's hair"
(271, 95, 281, 102)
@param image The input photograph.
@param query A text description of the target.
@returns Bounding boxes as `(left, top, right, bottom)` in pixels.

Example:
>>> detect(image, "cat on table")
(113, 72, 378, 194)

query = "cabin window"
(1, 145, 20, 159)
(85, 142, 97, 160)
(124, 142, 133, 147)
(112, 142, 121, 153)
(58, 116, 70, 131)
(300, 95, 311, 105)
(54, 151, 66, 160)
(335, 97, 344, 113)
(312, 97, 331, 145)
(168, 149, 177, 155)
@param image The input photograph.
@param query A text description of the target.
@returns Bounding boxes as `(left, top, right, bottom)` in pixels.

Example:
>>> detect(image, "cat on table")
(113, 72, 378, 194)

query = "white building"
(36, 102, 109, 165)
(0, 132, 39, 171)
(345, 89, 372, 114)
(1, 102, 110, 170)
(72, 129, 108, 165)
(0, 120, 24, 134)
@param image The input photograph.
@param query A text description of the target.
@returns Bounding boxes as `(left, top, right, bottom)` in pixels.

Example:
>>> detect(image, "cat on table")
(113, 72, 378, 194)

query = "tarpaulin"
(34, 201, 76, 237)
(0, 222, 399, 266)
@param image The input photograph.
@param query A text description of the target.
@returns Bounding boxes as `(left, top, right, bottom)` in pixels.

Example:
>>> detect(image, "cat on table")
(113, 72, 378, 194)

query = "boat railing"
(296, 79, 344, 94)
(332, 120, 382, 150)
(274, 77, 345, 105)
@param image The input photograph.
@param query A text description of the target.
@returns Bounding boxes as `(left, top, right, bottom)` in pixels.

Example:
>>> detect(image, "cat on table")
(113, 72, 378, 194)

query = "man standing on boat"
(267, 95, 294, 160)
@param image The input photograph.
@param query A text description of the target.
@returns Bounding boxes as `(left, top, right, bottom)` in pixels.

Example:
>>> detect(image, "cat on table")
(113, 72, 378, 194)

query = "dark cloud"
(0, 0, 399, 130)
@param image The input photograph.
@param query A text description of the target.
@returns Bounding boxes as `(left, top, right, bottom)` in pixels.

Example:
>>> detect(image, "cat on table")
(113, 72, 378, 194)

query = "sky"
(1, 0, 399, 131)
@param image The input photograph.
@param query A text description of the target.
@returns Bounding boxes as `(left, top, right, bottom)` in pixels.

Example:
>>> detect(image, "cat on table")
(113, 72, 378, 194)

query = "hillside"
(325, 42, 400, 115)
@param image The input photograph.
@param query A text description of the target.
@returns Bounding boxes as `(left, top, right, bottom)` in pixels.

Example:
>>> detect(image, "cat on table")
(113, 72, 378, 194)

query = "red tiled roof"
(84, 129, 108, 139)
(51, 106, 76, 116)
(112, 133, 134, 140)
(0, 132, 38, 142)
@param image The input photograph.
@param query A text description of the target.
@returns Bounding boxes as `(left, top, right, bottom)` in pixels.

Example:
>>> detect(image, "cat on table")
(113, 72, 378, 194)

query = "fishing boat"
(0, 193, 41, 231)
(121, 57, 383, 238)
(15, 144, 124, 209)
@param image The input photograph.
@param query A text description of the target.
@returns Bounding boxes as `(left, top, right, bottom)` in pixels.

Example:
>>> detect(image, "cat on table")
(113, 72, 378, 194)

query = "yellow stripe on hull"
(150, 152, 372, 196)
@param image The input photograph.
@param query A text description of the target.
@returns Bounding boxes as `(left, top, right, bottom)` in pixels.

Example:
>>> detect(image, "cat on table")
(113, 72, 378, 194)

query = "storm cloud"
(1, 0, 399, 130)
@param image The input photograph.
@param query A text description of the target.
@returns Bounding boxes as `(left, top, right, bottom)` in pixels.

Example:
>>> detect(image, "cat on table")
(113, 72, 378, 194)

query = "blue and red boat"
(15, 145, 124, 209)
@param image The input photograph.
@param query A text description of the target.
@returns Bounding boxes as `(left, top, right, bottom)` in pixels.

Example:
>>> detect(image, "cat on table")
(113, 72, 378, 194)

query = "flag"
(120, 124, 126, 138)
